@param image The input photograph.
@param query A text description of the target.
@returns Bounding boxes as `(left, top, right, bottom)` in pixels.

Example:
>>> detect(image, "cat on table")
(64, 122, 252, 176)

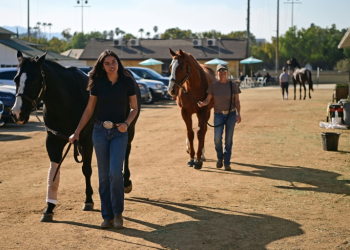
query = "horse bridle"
(170, 60, 191, 94)
(16, 68, 46, 109)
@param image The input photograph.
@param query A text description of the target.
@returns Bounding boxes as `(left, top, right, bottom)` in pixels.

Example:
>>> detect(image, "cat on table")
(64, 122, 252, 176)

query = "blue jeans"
(214, 111, 237, 166)
(92, 123, 128, 220)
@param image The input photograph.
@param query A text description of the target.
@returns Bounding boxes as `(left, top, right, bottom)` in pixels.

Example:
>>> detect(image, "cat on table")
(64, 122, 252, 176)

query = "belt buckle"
(103, 121, 114, 129)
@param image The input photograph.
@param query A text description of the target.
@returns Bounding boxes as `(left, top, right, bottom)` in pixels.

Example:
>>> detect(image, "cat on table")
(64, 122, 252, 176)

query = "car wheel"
(144, 90, 154, 104)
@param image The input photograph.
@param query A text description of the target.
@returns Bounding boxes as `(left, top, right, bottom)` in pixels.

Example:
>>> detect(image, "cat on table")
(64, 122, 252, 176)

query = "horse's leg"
(41, 137, 65, 222)
(123, 143, 132, 193)
(299, 83, 302, 100)
(194, 109, 208, 170)
(293, 82, 297, 100)
(181, 108, 195, 167)
(308, 81, 312, 99)
(81, 139, 94, 211)
(303, 83, 306, 100)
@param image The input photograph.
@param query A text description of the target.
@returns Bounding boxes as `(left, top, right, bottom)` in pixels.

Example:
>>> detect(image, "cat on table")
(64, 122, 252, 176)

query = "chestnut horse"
(168, 49, 216, 169)
(286, 58, 313, 100)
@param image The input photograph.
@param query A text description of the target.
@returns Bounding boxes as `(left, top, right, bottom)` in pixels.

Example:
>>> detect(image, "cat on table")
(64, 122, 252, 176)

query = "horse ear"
(36, 51, 47, 66)
(169, 48, 177, 57)
(17, 51, 23, 63)
(179, 49, 185, 57)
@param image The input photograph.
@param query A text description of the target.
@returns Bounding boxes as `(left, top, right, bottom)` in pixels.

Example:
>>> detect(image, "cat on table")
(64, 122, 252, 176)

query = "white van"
(0, 68, 18, 86)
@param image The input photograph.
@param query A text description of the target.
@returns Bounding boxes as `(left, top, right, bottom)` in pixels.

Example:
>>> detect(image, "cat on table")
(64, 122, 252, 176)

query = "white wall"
(0, 44, 18, 66)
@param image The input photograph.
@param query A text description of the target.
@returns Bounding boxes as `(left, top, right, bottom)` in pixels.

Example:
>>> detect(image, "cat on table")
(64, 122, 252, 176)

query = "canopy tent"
(139, 58, 164, 66)
(240, 56, 263, 77)
(204, 58, 228, 65)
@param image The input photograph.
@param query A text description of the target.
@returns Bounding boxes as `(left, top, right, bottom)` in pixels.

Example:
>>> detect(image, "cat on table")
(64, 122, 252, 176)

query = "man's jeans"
(214, 111, 237, 166)
(92, 123, 128, 220)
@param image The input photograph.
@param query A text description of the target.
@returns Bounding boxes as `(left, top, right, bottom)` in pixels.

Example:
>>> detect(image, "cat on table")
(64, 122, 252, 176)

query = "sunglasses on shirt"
(218, 69, 228, 72)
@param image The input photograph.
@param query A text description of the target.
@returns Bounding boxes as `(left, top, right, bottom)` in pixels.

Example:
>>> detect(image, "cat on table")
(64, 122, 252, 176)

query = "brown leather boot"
(113, 215, 123, 229)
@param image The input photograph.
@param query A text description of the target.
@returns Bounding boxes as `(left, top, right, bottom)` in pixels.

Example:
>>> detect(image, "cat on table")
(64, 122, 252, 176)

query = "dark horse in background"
(286, 57, 313, 100)
(11, 51, 140, 221)
(168, 49, 216, 169)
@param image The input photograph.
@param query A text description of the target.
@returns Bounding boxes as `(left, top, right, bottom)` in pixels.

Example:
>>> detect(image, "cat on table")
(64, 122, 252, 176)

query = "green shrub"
(335, 83, 349, 89)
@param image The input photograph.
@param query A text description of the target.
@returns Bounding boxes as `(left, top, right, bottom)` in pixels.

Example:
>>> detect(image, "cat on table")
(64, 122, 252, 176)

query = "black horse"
(11, 51, 140, 220)
(286, 58, 313, 100)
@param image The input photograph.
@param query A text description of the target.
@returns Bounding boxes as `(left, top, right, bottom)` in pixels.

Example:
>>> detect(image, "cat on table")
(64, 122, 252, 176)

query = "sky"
(0, 0, 349, 42)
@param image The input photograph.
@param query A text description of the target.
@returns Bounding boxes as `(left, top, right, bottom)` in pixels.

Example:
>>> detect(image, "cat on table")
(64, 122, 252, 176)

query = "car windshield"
(129, 70, 141, 80)
(143, 69, 163, 78)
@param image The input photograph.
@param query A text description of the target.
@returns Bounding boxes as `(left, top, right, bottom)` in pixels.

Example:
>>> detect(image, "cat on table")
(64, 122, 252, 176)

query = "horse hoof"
(186, 149, 190, 154)
(40, 213, 53, 222)
(194, 160, 203, 170)
(187, 159, 195, 167)
(124, 183, 133, 194)
(201, 156, 206, 161)
(83, 203, 94, 211)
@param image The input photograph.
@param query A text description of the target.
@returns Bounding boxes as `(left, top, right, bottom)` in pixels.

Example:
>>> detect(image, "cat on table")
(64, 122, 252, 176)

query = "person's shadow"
(202, 162, 350, 196)
(58, 197, 302, 249)
(125, 197, 303, 249)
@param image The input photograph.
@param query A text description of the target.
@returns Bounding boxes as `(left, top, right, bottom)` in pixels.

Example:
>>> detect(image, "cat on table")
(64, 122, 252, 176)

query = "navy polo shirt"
(90, 75, 136, 124)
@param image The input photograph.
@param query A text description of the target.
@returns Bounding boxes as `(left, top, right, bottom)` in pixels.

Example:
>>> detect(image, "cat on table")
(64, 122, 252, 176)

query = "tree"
(47, 23, 52, 39)
(62, 28, 72, 41)
(123, 33, 136, 39)
(160, 27, 193, 39)
(108, 30, 114, 39)
(153, 26, 158, 36)
(146, 32, 151, 39)
(139, 28, 144, 38)
(115, 27, 120, 36)
(102, 30, 108, 39)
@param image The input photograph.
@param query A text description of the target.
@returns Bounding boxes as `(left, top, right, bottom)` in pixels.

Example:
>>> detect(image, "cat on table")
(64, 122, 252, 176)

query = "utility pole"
(27, 0, 30, 41)
(276, 0, 279, 73)
(75, 1, 90, 33)
(284, 0, 302, 27)
(247, 0, 250, 58)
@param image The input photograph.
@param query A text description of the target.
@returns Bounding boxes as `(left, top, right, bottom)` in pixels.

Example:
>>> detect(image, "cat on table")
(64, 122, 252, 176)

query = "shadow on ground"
(58, 198, 303, 249)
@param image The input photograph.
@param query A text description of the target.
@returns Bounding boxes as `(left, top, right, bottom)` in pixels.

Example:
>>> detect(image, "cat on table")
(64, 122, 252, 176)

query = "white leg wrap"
(46, 162, 60, 204)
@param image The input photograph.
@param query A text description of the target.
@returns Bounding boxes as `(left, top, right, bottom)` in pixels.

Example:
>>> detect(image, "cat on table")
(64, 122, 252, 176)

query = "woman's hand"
(69, 133, 79, 144)
(197, 101, 204, 107)
(117, 123, 128, 133)
(236, 114, 242, 123)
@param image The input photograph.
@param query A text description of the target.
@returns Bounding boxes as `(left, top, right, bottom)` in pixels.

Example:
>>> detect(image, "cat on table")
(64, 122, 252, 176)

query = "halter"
(16, 68, 46, 109)
(170, 61, 191, 91)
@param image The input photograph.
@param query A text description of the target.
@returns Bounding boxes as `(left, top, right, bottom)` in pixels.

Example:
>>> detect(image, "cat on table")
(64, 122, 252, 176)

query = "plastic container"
(343, 102, 350, 126)
(321, 132, 341, 151)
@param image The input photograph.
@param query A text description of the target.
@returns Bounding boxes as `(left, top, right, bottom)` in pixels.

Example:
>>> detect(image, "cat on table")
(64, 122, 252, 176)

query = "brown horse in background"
(168, 49, 216, 169)
(287, 58, 313, 100)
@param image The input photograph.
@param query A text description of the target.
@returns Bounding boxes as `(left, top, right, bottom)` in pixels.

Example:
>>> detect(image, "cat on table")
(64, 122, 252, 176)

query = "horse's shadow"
(58, 197, 303, 249)
(202, 161, 350, 196)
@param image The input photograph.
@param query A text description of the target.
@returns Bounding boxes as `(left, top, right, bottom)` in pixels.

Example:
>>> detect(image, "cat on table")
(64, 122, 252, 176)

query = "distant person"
(264, 72, 272, 85)
(257, 72, 262, 78)
(239, 72, 245, 82)
(279, 67, 289, 100)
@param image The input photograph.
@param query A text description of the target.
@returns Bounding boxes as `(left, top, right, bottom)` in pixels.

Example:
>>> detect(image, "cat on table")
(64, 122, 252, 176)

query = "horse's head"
(168, 48, 191, 98)
(11, 51, 47, 124)
(286, 58, 300, 69)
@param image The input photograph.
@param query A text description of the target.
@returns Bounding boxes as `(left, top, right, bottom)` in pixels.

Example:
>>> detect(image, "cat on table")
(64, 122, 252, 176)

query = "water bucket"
(321, 132, 341, 151)
(331, 117, 342, 125)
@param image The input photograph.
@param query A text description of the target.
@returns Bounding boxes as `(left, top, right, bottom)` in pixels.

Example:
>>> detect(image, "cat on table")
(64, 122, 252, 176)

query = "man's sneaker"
(216, 160, 223, 168)
(224, 165, 231, 171)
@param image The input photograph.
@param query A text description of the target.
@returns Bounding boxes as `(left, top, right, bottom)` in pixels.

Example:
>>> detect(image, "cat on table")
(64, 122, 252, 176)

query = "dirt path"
(1, 85, 349, 250)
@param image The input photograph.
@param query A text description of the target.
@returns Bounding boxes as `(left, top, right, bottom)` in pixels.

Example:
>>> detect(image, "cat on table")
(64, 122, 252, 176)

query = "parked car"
(126, 67, 170, 86)
(137, 81, 153, 104)
(0, 67, 18, 86)
(0, 100, 4, 126)
(0, 85, 16, 123)
(127, 69, 167, 103)
(77, 67, 92, 75)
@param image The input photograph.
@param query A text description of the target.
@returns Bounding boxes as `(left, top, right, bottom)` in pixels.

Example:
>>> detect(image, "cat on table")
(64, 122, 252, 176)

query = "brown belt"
(95, 120, 118, 129)
(220, 109, 236, 115)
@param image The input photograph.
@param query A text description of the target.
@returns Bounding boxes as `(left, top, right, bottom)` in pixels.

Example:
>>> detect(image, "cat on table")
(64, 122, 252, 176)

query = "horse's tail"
(308, 70, 313, 91)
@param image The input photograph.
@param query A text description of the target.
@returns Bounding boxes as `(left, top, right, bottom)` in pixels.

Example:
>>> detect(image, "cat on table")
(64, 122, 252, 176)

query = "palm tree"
(108, 30, 114, 39)
(115, 27, 120, 37)
(103, 30, 108, 39)
(139, 28, 144, 38)
(47, 23, 52, 39)
(36, 22, 41, 38)
(42, 23, 47, 38)
(153, 26, 158, 34)
(146, 32, 150, 39)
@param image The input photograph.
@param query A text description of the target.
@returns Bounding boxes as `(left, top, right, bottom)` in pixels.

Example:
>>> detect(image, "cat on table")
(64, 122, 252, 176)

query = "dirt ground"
(0, 85, 349, 250)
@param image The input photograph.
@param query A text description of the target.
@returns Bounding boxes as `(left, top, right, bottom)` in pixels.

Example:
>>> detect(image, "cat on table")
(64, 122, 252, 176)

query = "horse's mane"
(182, 51, 204, 72)
(19, 56, 72, 72)
(292, 58, 301, 68)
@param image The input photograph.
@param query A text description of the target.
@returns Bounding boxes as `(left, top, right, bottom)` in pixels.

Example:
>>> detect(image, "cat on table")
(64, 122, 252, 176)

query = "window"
(0, 70, 17, 80)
